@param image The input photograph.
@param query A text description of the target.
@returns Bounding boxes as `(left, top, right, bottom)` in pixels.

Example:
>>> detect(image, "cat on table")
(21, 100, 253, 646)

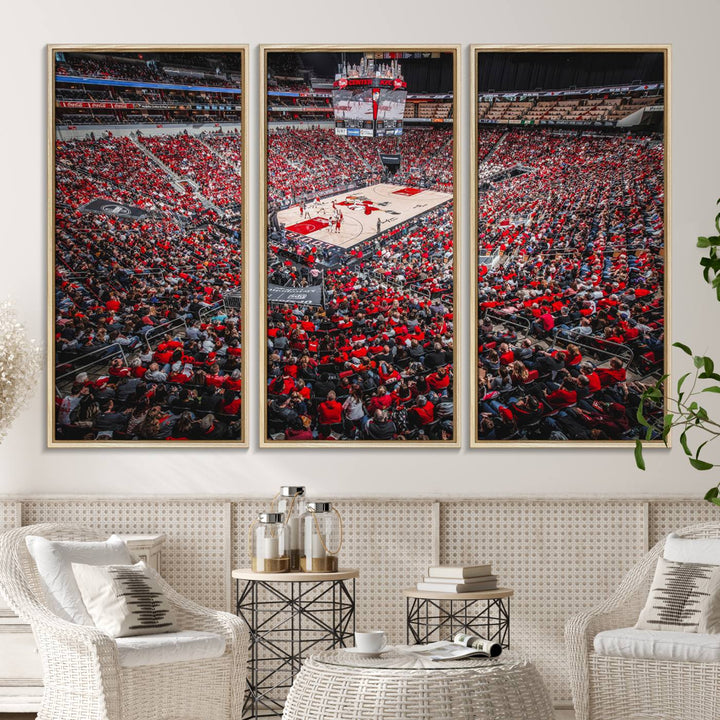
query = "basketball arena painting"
(262, 47, 458, 445)
(471, 47, 669, 446)
(49, 46, 248, 446)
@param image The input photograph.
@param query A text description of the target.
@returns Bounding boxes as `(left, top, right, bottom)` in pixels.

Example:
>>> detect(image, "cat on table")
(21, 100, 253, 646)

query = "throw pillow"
(25, 534, 133, 625)
(636, 557, 720, 633)
(71, 560, 178, 638)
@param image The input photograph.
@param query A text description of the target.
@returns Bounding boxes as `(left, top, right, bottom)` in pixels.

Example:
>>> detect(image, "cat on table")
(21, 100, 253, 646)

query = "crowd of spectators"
(57, 53, 243, 88)
(54, 131, 243, 441)
(474, 127, 665, 441)
(265, 126, 455, 441)
(266, 204, 454, 441)
(267, 127, 453, 207)
(139, 134, 243, 209)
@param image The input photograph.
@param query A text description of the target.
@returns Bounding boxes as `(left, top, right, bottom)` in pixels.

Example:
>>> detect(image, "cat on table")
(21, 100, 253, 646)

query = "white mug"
(354, 630, 387, 654)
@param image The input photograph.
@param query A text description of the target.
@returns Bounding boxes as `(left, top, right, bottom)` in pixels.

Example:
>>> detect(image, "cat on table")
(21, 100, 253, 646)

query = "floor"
(3, 714, 578, 720)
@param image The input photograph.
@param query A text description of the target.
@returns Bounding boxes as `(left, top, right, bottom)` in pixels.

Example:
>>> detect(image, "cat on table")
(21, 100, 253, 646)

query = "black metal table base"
(236, 578, 356, 719)
(406, 596, 510, 648)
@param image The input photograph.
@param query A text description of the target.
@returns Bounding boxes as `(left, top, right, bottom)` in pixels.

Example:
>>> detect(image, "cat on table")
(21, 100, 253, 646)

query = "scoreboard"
(333, 77, 407, 137)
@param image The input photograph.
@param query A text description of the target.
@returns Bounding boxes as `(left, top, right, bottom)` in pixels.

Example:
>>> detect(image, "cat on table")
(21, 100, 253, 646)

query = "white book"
(427, 564, 492, 579)
(417, 580, 498, 593)
(423, 574, 496, 585)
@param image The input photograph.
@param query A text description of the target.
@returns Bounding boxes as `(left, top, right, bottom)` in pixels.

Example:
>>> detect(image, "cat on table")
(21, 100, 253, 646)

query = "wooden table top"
(403, 587, 514, 601)
(233, 568, 360, 582)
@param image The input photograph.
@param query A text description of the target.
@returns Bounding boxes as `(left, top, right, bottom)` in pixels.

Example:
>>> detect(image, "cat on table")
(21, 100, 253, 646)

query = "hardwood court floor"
(276, 183, 452, 249)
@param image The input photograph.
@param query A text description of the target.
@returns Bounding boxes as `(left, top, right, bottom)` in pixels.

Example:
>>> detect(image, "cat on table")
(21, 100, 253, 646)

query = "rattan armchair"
(565, 522, 720, 720)
(0, 523, 248, 720)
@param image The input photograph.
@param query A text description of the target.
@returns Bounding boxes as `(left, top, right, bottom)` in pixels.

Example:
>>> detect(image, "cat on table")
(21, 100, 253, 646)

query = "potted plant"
(635, 199, 720, 506)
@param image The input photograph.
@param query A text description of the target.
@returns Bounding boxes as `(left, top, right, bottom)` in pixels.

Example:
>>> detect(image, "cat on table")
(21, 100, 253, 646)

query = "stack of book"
(416, 564, 498, 593)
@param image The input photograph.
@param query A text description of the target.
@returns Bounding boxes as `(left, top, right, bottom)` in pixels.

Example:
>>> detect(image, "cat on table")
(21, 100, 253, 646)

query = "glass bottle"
(251, 512, 289, 573)
(301, 501, 342, 573)
(276, 486, 306, 571)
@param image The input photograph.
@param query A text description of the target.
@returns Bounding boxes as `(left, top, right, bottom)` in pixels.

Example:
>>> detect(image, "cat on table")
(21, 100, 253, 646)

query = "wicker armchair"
(565, 522, 720, 720)
(0, 524, 249, 720)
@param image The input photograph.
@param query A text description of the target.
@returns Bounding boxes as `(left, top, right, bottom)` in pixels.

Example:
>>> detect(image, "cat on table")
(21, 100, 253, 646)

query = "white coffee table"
(282, 646, 554, 720)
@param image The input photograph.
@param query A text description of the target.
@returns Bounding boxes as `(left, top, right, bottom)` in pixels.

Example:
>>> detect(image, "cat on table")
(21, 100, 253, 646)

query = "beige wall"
(1, 0, 720, 497)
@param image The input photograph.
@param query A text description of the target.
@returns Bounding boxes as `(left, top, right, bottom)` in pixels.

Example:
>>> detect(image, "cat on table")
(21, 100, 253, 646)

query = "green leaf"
(680, 430, 691, 456)
(698, 236, 711, 248)
(634, 439, 646, 471)
(662, 413, 673, 446)
(705, 487, 719, 501)
(677, 372, 691, 392)
(705, 357, 715, 375)
(689, 458, 715, 471)
(701, 386, 720, 394)
(673, 342, 692, 356)
(698, 372, 720, 381)
(696, 440, 710, 460)
(694, 356, 705, 369)
(708, 496, 720, 508)
(636, 404, 648, 427)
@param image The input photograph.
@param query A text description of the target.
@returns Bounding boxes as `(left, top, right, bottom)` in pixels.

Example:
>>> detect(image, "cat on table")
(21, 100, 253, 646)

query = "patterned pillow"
(636, 557, 720, 633)
(71, 561, 178, 638)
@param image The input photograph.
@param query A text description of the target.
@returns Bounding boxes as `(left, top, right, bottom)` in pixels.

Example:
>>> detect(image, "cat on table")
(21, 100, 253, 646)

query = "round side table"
(282, 647, 554, 720)
(404, 587, 514, 648)
(233, 568, 359, 719)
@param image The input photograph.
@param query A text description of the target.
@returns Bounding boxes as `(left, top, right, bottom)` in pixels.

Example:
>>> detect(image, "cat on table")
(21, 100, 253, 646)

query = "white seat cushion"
(594, 627, 720, 663)
(115, 630, 226, 668)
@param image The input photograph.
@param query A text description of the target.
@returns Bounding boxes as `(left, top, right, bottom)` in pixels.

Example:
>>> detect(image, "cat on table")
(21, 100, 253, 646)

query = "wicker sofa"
(565, 521, 720, 720)
(0, 523, 249, 720)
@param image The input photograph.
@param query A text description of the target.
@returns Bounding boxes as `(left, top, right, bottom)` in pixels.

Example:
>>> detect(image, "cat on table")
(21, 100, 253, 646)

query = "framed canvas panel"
(470, 45, 670, 447)
(261, 46, 460, 447)
(48, 45, 248, 447)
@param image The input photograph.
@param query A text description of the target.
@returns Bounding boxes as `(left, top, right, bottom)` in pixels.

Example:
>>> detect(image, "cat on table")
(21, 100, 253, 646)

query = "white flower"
(0, 301, 42, 443)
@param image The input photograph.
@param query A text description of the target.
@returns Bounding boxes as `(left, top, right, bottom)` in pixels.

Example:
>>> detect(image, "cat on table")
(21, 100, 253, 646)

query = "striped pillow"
(636, 557, 720, 633)
(71, 561, 178, 638)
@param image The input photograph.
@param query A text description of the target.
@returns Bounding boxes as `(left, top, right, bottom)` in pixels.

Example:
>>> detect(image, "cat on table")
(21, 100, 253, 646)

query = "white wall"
(1, 0, 719, 498)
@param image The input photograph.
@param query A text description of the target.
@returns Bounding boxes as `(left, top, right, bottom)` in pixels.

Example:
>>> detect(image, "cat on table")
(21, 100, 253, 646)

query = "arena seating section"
(55, 53, 243, 126)
(478, 92, 661, 125)
(474, 126, 665, 440)
(266, 127, 455, 441)
(54, 132, 244, 441)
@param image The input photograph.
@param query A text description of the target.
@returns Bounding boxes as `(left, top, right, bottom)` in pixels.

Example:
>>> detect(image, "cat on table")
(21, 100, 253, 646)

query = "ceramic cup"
(354, 630, 387, 654)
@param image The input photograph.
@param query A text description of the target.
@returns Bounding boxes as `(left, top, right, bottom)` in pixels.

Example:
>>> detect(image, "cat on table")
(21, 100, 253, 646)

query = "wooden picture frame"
(260, 45, 460, 447)
(48, 45, 248, 447)
(470, 45, 671, 447)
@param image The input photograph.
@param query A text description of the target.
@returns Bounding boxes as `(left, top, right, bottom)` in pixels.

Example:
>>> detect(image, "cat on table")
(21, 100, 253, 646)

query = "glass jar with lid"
(251, 512, 290, 573)
(301, 501, 343, 573)
(276, 486, 306, 571)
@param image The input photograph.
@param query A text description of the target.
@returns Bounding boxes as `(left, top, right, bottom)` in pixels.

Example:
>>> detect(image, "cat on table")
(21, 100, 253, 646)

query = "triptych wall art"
(48, 45, 669, 448)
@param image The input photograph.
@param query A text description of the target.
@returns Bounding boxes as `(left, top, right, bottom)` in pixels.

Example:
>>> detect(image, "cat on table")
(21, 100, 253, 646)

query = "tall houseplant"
(635, 199, 720, 506)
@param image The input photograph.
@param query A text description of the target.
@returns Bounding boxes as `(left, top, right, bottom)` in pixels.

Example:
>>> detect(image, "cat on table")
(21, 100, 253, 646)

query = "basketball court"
(277, 183, 452, 249)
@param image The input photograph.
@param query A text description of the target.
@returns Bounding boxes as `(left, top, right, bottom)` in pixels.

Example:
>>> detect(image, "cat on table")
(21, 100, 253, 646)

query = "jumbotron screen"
(333, 78, 407, 137)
